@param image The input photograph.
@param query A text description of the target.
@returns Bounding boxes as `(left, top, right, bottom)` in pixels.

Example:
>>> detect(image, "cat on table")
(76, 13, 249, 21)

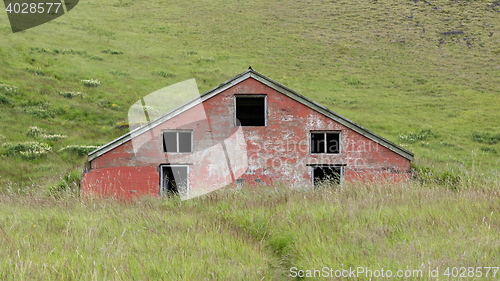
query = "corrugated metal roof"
(88, 69, 414, 161)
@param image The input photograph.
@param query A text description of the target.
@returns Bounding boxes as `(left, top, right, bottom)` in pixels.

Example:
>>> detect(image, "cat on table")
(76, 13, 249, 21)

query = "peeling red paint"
(81, 166, 158, 200)
(82, 77, 411, 199)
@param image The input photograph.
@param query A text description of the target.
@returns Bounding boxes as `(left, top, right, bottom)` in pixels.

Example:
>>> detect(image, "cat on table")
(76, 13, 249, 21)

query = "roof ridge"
(88, 69, 413, 161)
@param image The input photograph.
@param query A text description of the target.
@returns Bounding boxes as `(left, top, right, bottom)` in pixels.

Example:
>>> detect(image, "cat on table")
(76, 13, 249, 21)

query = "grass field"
(0, 0, 500, 279)
(1, 181, 499, 280)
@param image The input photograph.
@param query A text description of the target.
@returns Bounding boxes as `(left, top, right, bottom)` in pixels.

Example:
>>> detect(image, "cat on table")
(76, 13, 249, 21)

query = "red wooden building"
(81, 68, 413, 200)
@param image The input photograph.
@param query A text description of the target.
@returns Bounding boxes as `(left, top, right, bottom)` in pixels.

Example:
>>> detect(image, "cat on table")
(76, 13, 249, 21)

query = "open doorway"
(160, 165, 189, 196)
(312, 166, 342, 186)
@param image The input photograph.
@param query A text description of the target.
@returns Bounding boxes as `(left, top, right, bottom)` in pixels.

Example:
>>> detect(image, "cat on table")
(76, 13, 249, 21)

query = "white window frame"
(309, 130, 341, 154)
(159, 164, 190, 196)
(161, 130, 193, 153)
(234, 94, 267, 127)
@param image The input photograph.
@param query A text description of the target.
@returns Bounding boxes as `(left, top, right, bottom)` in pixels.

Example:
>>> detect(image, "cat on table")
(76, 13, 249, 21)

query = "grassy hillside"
(1, 0, 500, 188)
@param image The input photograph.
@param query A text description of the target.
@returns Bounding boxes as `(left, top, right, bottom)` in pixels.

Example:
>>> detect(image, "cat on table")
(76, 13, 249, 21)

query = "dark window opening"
(311, 133, 325, 153)
(178, 132, 192, 153)
(236, 96, 265, 126)
(163, 132, 177, 152)
(163, 131, 192, 153)
(311, 132, 340, 154)
(313, 166, 341, 185)
(326, 133, 340, 153)
(161, 166, 188, 196)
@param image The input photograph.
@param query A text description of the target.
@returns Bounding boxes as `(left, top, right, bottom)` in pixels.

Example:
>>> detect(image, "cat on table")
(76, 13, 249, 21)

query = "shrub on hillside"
(30, 47, 52, 53)
(2, 141, 52, 159)
(59, 91, 85, 99)
(23, 105, 55, 119)
(43, 134, 67, 141)
(399, 129, 436, 144)
(0, 94, 10, 105)
(0, 83, 18, 95)
(480, 146, 498, 154)
(102, 49, 123, 54)
(27, 126, 67, 141)
(81, 79, 100, 87)
(110, 70, 129, 77)
(26, 66, 44, 76)
(155, 70, 175, 78)
(472, 132, 500, 145)
(89, 55, 103, 61)
(27, 126, 47, 137)
(58, 145, 100, 156)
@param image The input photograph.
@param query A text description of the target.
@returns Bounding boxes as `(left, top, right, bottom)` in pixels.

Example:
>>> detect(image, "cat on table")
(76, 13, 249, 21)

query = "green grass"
(0, 0, 499, 188)
(0, 1, 500, 278)
(0, 181, 499, 280)
(1, 0, 500, 186)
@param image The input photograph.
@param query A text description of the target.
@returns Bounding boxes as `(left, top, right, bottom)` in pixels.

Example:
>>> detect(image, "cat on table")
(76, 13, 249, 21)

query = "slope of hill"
(0, 0, 499, 188)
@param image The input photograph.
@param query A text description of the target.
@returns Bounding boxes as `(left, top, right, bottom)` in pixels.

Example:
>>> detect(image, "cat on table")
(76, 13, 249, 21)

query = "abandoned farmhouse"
(81, 68, 414, 200)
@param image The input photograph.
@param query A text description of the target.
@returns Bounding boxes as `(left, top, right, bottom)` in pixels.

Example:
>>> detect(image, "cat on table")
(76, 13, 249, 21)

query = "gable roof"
(88, 69, 414, 161)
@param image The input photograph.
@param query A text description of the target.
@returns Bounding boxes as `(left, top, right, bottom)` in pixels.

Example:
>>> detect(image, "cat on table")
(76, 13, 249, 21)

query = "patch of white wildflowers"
(81, 79, 100, 87)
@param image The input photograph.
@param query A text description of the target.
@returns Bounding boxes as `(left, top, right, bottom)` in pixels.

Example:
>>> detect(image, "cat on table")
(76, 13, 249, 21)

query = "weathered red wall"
(81, 77, 411, 198)
(81, 166, 158, 199)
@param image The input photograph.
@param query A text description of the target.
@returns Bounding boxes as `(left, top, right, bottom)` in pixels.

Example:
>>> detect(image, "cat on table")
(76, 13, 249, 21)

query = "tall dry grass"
(0, 174, 498, 280)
